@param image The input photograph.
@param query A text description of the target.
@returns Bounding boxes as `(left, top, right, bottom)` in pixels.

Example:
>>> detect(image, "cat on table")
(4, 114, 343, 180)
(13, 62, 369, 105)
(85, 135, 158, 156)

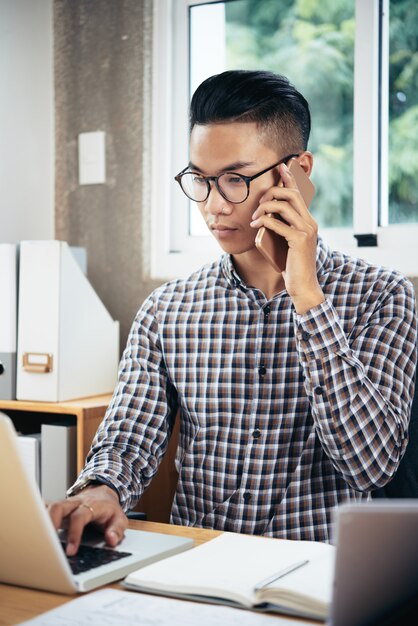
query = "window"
(150, 0, 418, 279)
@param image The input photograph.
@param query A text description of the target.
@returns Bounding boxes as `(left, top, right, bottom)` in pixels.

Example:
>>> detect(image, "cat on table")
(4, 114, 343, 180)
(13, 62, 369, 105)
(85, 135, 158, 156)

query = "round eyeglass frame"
(174, 153, 300, 204)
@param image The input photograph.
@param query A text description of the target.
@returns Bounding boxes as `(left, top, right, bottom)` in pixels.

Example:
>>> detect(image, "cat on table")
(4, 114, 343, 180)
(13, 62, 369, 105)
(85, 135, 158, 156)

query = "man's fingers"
(104, 510, 129, 547)
(47, 498, 83, 532)
(46, 485, 126, 556)
(65, 503, 95, 556)
(105, 529, 120, 547)
(258, 186, 299, 207)
(104, 526, 124, 547)
(48, 498, 94, 556)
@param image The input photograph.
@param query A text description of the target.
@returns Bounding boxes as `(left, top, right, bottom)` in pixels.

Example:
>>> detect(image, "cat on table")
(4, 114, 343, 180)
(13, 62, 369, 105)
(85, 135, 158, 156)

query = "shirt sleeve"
(70, 293, 178, 511)
(294, 276, 417, 492)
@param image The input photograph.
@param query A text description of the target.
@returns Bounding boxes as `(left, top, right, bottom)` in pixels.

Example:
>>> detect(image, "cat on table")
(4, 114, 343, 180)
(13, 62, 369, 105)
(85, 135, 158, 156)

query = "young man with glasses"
(49, 70, 416, 556)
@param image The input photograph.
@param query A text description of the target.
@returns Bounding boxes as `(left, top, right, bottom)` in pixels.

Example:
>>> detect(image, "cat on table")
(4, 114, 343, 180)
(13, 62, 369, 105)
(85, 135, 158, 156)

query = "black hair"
(189, 70, 311, 153)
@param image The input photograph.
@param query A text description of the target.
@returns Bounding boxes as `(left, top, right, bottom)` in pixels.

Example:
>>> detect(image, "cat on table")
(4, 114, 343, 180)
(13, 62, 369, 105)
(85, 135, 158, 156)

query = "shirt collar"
(220, 235, 332, 290)
(220, 254, 244, 289)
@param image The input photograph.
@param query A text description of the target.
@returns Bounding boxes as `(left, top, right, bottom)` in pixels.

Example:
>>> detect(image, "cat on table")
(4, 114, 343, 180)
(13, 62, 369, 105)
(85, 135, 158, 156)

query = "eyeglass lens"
(180, 172, 248, 203)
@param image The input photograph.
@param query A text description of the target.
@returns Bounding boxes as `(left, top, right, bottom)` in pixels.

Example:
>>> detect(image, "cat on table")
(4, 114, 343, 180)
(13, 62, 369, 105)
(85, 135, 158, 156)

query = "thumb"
(105, 528, 121, 547)
(103, 517, 127, 547)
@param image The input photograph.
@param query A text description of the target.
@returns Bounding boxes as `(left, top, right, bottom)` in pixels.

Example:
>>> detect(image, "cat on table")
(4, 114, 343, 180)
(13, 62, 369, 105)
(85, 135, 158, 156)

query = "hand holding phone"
(255, 159, 315, 272)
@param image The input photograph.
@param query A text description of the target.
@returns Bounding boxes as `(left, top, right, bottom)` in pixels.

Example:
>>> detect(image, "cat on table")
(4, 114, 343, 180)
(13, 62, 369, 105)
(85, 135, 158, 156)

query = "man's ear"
(297, 151, 314, 177)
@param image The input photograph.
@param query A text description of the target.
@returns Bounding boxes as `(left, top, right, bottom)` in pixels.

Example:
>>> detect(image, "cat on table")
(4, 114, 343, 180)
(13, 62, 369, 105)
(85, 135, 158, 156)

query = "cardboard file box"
(16, 240, 119, 401)
(0, 244, 18, 400)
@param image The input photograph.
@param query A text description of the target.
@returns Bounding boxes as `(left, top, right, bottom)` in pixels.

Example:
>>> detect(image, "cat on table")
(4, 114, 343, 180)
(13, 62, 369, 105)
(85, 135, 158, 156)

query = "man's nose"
(204, 182, 228, 215)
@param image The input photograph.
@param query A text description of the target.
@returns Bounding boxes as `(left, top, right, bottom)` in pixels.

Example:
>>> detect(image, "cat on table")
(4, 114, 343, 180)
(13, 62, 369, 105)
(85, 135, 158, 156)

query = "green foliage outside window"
(388, 0, 418, 223)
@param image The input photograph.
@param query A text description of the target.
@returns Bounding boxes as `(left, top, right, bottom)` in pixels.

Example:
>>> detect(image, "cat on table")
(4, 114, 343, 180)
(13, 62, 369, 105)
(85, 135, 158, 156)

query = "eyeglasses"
(174, 153, 299, 204)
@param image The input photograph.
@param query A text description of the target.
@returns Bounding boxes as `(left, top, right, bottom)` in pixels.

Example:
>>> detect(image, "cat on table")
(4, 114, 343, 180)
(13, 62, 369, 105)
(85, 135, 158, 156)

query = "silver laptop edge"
(330, 500, 418, 626)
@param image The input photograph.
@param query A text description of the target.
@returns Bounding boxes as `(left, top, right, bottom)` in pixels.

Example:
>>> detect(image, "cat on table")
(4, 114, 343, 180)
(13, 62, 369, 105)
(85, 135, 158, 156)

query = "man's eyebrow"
(188, 160, 256, 173)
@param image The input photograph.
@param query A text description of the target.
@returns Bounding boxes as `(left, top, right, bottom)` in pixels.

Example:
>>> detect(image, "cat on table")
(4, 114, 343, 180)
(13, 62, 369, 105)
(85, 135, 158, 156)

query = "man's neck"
(231, 249, 286, 301)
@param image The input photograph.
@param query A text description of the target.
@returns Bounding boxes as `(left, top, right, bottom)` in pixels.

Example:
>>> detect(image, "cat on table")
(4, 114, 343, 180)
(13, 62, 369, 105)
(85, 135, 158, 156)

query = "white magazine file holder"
(17, 240, 119, 401)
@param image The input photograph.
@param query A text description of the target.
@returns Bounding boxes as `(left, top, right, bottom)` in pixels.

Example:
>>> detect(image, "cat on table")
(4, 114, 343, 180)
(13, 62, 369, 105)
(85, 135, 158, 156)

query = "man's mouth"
(210, 224, 238, 232)
(209, 223, 240, 239)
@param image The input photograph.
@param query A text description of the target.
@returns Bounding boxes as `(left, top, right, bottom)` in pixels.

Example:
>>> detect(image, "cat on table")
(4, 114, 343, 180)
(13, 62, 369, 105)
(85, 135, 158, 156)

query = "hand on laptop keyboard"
(48, 483, 128, 557)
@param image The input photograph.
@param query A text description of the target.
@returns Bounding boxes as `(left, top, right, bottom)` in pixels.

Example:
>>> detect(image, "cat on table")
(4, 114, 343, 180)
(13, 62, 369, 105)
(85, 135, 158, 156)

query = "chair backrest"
(373, 370, 418, 498)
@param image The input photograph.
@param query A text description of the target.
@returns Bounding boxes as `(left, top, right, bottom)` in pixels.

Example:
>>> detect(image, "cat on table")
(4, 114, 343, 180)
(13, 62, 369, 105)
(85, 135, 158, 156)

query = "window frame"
(149, 0, 418, 279)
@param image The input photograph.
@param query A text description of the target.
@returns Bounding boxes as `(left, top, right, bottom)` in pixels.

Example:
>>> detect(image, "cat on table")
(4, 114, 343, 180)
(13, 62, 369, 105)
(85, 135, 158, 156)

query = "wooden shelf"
(0, 395, 112, 473)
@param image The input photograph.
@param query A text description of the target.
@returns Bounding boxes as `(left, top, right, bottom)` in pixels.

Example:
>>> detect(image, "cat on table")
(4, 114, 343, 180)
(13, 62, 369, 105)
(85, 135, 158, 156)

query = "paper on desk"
(19, 588, 318, 625)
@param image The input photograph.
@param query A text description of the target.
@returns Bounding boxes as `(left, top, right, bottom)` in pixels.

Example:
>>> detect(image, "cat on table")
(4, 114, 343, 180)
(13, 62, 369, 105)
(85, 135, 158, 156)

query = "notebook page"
(124, 532, 335, 608)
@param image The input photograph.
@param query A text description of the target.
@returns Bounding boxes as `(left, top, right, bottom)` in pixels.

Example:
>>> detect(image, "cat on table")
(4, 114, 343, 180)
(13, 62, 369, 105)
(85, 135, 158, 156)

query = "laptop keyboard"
(61, 542, 133, 575)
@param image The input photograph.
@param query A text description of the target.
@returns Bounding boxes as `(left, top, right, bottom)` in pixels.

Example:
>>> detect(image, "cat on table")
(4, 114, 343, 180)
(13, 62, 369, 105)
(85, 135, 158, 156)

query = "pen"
(254, 559, 309, 591)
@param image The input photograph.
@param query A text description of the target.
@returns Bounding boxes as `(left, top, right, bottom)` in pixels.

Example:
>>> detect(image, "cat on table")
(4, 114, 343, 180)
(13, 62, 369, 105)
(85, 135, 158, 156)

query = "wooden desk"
(0, 521, 222, 626)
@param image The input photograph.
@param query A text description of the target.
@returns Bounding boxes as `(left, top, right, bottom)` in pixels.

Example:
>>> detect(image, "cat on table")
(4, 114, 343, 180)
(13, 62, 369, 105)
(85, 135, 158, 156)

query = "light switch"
(78, 131, 106, 185)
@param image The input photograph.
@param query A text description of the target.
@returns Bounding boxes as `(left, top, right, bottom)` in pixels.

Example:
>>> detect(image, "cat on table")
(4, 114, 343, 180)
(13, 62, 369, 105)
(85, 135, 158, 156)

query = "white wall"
(0, 0, 54, 243)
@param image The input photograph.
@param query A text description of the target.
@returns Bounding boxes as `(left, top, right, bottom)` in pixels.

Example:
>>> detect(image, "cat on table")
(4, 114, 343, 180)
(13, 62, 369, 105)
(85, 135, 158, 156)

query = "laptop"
(330, 500, 418, 626)
(0, 413, 194, 593)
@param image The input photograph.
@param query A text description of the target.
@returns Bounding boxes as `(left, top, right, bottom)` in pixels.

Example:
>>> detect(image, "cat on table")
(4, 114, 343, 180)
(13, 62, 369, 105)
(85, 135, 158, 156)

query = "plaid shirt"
(73, 237, 417, 542)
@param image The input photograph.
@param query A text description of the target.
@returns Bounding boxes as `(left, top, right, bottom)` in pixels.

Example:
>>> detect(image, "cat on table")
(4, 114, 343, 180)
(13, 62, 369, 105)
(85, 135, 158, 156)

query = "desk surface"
(0, 521, 223, 626)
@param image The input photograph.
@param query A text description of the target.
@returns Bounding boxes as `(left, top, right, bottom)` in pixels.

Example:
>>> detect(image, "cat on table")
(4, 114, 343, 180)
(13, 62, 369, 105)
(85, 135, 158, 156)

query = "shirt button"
(314, 386, 325, 396)
(302, 330, 311, 341)
(243, 492, 252, 503)
(264, 305, 271, 317)
(258, 365, 266, 377)
(252, 429, 261, 439)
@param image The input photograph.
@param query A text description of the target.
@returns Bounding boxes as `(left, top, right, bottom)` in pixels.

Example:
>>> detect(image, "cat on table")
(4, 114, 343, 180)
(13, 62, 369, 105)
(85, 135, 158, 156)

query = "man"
(49, 70, 417, 555)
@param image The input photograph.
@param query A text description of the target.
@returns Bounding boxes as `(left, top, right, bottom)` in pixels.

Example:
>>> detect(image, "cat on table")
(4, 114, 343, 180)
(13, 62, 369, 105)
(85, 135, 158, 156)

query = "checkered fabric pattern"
(73, 237, 417, 542)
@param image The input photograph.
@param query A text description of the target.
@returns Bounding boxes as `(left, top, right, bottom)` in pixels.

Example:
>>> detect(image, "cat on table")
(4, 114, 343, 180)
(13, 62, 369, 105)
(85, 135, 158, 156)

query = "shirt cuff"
(66, 476, 121, 501)
(293, 298, 350, 360)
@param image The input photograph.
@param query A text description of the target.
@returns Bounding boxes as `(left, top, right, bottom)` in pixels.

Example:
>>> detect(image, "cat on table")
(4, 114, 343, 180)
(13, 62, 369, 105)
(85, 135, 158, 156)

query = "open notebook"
(0, 413, 193, 593)
(124, 531, 335, 621)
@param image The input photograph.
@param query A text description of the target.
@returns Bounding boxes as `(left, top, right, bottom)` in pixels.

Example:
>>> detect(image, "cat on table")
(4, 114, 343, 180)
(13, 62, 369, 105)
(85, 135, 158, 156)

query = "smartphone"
(255, 159, 315, 272)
